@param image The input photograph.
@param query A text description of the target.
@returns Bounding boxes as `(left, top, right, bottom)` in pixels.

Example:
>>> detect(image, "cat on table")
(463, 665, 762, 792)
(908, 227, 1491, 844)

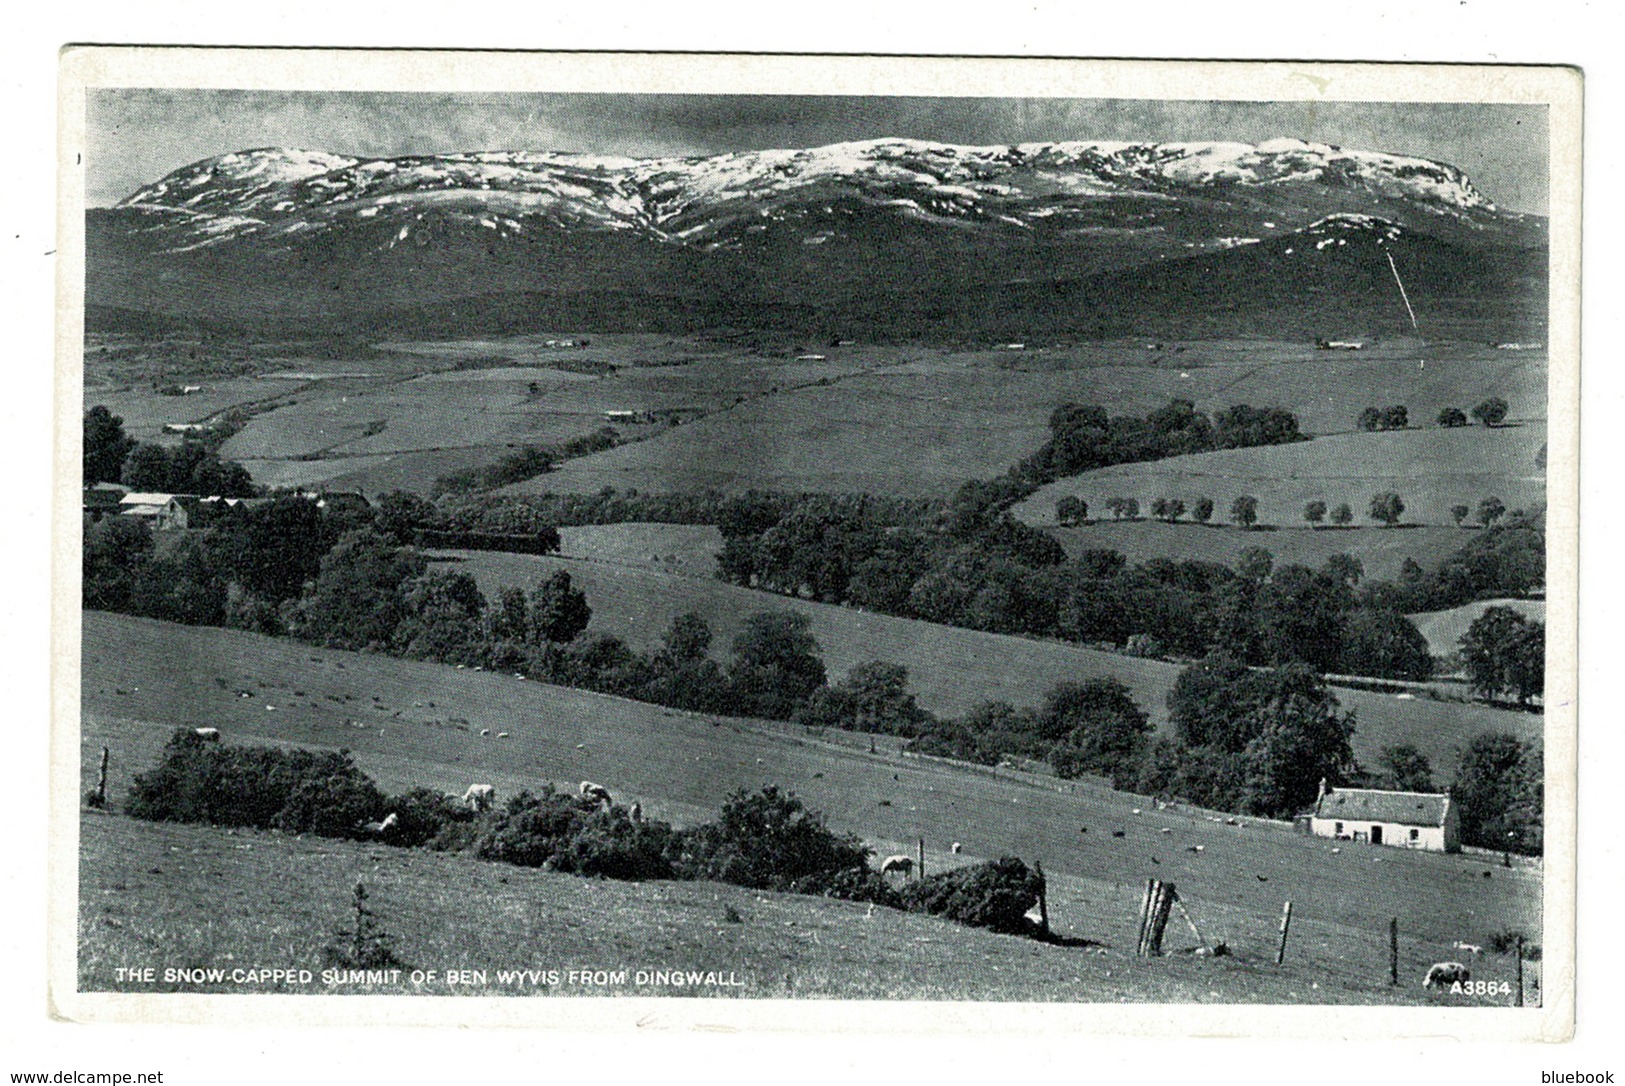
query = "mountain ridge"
(87, 137, 1547, 342)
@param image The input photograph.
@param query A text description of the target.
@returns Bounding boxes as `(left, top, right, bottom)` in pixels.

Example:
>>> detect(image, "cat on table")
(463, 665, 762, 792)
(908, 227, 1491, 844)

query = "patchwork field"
(430, 549, 1541, 778)
(87, 331, 1544, 502)
(77, 611, 1541, 1002)
(1410, 598, 1548, 661)
(1044, 521, 1475, 584)
(1015, 423, 1546, 531)
(505, 338, 1544, 499)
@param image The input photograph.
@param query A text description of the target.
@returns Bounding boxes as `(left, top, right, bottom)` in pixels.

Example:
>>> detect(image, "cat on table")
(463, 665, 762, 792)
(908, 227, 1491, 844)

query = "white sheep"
(579, 781, 613, 806)
(1424, 961, 1471, 988)
(479, 728, 491, 737)
(361, 812, 398, 835)
(880, 854, 915, 877)
(1452, 942, 1484, 956)
(496, 731, 510, 739)
(192, 727, 221, 742)
(462, 783, 496, 812)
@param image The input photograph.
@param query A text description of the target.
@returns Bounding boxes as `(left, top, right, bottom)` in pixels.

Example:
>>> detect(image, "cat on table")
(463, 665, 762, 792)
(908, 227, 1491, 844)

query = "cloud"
(86, 90, 1548, 213)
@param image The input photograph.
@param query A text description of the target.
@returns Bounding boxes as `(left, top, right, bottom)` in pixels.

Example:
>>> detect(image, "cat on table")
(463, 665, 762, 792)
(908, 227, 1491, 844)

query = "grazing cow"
(1424, 962, 1471, 988)
(193, 727, 221, 742)
(479, 729, 491, 737)
(462, 784, 496, 812)
(361, 812, 398, 835)
(496, 732, 510, 739)
(579, 781, 613, 806)
(1186, 845, 1204, 853)
(880, 855, 915, 877)
(951, 842, 962, 854)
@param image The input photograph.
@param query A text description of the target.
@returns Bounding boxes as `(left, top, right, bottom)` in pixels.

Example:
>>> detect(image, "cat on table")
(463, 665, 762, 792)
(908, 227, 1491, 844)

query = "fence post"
(1276, 901, 1293, 965)
(1135, 878, 1156, 956)
(1516, 936, 1525, 1007)
(96, 747, 110, 807)
(1389, 917, 1400, 986)
(1146, 882, 1175, 957)
(918, 837, 925, 881)
(1034, 861, 1050, 936)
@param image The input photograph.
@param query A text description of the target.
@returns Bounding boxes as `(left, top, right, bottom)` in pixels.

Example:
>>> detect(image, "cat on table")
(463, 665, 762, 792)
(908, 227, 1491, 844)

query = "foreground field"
(1015, 423, 1546, 530)
(432, 549, 1541, 778)
(77, 814, 1535, 1005)
(78, 612, 1541, 1003)
(1044, 520, 1472, 585)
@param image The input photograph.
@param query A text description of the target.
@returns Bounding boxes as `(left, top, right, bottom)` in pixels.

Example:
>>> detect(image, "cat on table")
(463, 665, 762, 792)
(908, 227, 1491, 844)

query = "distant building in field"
(1309, 781, 1459, 852)
(602, 410, 652, 424)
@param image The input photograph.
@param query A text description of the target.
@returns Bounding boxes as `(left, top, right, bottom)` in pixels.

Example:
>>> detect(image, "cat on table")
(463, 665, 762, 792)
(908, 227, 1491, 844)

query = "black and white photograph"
(49, 48, 1578, 1042)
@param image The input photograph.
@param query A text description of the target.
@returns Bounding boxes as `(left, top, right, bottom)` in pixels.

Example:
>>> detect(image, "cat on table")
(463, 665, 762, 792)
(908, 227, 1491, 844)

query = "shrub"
(673, 786, 869, 890)
(788, 865, 901, 907)
(385, 786, 475, 848)
(321, 881, 407, 971)
(126, 730, 383, 833)
(469, 787, 676, 879)
(270, 772, 388, 839)
(1487, 927, 1541, 959)
(896, 857, 1044, 934)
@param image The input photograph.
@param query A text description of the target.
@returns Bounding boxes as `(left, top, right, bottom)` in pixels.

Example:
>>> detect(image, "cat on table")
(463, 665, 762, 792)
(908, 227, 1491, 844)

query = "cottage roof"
(120, 492, 175, 506)
(1314, 788, 1449, 827)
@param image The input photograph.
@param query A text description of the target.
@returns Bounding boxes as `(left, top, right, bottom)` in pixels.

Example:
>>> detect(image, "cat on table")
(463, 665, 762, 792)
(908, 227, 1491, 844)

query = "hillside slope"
(427, 549, 1541, 777)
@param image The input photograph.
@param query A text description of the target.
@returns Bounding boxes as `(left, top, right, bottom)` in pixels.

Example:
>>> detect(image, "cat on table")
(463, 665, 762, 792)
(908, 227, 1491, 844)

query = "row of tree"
(1356, 397, 1510, 432)
(719, 487, 1536, 680)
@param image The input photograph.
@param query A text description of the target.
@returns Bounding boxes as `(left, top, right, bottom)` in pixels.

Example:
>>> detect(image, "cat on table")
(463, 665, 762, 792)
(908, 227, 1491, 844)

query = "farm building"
(1309, 782, 1459, 852)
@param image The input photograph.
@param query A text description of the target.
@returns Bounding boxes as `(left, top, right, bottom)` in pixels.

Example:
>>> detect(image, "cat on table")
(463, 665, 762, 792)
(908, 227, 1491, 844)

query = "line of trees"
(1357, 397, 1510, 432)
(84, 405, 256, 497)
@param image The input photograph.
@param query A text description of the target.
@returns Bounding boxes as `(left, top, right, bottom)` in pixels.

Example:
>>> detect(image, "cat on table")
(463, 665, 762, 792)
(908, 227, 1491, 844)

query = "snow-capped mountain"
(87, 137, 1545, 340)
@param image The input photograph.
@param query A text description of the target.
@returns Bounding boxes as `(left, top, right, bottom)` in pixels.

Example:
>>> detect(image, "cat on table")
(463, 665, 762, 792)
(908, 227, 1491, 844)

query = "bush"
(126, 731, 384, 834)
(673, 786, 869, 890)
(470, 787, 676, 879)
(789, 865, 901, 907)
(385, 786, 475, 848)
(896, 857, 1044, 934)
(271, 772, 388, 839)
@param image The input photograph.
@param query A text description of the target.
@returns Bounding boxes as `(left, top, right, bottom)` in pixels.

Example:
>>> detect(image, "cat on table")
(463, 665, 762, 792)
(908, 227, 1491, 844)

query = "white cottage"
(1309, 783, 1459, 852)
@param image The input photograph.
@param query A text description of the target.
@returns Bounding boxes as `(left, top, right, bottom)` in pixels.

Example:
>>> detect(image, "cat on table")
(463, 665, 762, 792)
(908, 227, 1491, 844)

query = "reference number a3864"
(1451, 980, 1514, 996)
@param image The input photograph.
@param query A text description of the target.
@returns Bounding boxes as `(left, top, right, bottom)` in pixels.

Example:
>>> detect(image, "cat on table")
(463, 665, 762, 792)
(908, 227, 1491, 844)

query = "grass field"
(77, 813, 1536, 1004)
(1014, 423, 1546, 530)
(1410, 598, 1548, 661)
(509, 338, 1544, 499)
(428, 550, 1541, 778)
(558, 523, 725, 579)
(78, 611, 1541, 1002)
(89, 332, 1544, 501)
(1044, 520, 1476, 584)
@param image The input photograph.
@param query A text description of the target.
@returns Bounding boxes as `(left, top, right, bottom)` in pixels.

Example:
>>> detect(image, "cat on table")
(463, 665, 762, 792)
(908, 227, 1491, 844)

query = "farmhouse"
(1309, 782, 1459, 852)
(118, 492, 203, 530)
(603, 409, 653, 424)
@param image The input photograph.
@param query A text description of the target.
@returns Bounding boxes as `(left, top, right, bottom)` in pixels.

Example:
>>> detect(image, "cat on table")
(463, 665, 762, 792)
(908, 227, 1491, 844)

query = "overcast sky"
(86, 91, 1549, 213)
